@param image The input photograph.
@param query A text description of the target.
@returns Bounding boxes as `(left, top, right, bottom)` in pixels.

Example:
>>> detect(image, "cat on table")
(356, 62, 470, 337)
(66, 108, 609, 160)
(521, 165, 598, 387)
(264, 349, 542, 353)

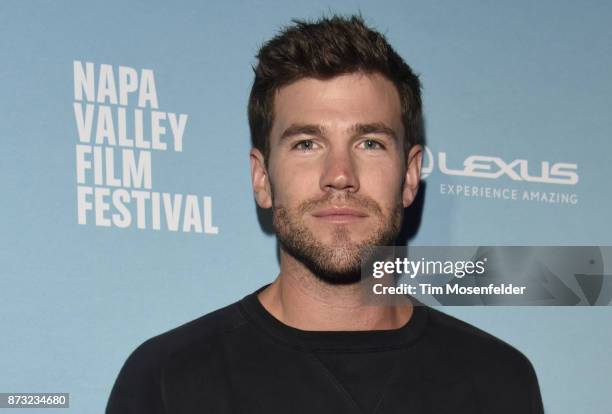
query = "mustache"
(296, 193, 384, 216)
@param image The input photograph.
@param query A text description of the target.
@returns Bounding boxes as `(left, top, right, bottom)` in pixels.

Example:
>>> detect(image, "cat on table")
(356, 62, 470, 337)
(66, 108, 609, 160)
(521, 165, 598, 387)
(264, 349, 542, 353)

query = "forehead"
(270, 72, 403, 140)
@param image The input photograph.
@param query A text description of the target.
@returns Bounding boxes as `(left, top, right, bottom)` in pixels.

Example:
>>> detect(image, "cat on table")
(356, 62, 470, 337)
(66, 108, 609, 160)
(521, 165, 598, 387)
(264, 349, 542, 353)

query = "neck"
(257, 248, 413, 331)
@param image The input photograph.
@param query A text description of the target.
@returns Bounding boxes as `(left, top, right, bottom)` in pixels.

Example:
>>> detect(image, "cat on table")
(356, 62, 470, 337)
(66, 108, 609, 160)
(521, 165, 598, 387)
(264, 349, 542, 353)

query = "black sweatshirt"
(107, 284, 544, 413)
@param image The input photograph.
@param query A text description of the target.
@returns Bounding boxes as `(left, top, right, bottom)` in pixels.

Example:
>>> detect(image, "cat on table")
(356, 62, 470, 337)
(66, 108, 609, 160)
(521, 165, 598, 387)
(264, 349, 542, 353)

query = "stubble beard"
(272, 192, 403, 285)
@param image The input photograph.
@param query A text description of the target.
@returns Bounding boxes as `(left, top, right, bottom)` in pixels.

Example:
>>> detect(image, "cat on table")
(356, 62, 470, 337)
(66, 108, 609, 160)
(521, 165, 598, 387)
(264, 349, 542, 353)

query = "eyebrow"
(279, 122, 398, 142)
(279, 124, 326, 141)
(350, 122, 398, 142)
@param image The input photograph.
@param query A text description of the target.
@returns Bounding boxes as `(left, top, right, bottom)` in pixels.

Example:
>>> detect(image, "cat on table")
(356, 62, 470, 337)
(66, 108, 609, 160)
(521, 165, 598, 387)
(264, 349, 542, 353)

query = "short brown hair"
(248, 15, 422, 163)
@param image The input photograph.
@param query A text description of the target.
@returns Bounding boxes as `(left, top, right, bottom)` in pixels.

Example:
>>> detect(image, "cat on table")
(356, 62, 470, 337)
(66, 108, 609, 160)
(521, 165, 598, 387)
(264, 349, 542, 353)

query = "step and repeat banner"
(1, 1, 611, 413)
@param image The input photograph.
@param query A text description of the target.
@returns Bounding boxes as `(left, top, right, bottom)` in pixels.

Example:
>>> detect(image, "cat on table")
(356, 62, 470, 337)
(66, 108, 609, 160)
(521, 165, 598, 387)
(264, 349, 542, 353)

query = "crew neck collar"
(239, 284, 429, 352)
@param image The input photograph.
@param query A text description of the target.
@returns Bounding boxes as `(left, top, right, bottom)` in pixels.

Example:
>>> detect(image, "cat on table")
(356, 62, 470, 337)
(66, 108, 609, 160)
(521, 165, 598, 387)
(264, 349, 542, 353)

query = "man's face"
(251, 72, 421, 284)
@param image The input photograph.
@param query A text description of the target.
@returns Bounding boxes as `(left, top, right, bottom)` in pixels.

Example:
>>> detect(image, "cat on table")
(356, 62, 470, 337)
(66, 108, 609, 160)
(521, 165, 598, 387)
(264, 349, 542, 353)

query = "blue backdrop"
(1, 1, 611, 412)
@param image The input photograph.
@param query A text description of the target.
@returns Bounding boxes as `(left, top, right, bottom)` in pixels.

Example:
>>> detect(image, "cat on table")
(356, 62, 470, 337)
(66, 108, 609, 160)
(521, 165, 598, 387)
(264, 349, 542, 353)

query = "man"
(107, 15, 544, 414)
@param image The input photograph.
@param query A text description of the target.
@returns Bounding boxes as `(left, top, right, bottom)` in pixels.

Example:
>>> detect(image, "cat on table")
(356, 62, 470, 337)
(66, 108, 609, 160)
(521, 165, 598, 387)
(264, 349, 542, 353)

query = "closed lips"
(311, 207, 368, 218)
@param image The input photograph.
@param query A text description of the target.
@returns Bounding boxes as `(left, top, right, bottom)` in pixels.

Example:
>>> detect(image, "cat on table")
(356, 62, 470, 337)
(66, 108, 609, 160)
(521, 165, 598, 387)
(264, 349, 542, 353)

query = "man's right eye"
(293, 140, 316, 151)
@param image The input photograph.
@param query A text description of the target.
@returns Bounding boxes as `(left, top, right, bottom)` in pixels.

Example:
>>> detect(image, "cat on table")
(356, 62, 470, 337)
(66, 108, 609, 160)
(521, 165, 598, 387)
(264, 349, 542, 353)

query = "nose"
(319, 146, 359, 193)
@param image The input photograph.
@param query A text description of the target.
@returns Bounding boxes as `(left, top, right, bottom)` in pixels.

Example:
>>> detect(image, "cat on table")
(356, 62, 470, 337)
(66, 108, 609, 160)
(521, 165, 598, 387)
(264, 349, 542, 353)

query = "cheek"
(362, 164, 404, 204)
(270, 161, 321, 207)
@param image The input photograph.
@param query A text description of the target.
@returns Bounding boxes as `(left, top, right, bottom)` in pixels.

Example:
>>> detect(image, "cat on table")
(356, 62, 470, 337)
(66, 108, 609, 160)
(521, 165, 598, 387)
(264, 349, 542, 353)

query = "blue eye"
(361, 139, 384, 150)
(294, 140, 316, 151)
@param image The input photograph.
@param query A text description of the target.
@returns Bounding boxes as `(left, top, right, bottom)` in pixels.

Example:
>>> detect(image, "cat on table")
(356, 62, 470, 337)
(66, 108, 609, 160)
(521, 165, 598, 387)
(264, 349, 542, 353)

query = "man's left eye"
(360, 139, 385, 150)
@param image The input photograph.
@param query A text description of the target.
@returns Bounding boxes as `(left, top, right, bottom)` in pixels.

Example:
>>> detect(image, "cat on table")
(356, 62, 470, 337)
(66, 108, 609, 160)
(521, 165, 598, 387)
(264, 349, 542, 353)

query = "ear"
(250, 148, 273, 209)
(402, 144, 423, 208)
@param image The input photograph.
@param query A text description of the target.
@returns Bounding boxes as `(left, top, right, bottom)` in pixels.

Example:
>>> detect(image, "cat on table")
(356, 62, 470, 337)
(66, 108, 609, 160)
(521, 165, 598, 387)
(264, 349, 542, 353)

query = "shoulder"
(106, 300, 247, 413)
(128, 299, 246, 367)
(421, 307, 544, 412)
(143, 299, 246, 356)
(424, 306, 533, 368)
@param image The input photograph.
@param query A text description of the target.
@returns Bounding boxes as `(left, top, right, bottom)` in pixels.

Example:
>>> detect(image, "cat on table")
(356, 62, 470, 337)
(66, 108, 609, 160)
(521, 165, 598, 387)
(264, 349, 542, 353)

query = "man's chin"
(297, 248, 365, 285)
(277, 239, 359, 284)
(307, 265, 363, 285)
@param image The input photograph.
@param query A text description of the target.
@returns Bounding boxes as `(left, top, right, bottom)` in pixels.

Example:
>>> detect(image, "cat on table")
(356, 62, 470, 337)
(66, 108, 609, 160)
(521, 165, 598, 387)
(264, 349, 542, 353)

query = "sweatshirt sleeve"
(525, 357, 545, 414)
(106, 339, 167, 414)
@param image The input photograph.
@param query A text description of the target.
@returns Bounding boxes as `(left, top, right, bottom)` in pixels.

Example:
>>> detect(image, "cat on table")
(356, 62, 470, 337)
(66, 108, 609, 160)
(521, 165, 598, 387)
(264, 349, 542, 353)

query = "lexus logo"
(419, 146, 578, 185)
